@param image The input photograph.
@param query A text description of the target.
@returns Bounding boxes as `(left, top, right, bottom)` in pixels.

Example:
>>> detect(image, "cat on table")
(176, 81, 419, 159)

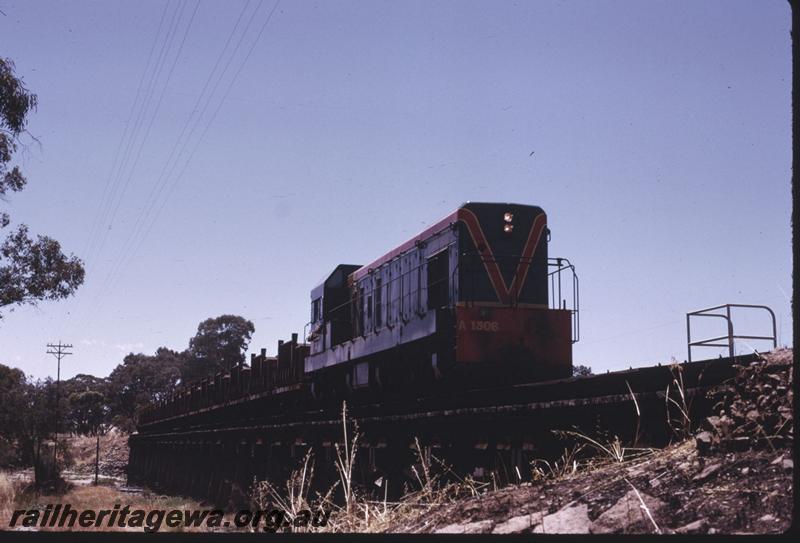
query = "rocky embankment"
(65, 430, 130, 479)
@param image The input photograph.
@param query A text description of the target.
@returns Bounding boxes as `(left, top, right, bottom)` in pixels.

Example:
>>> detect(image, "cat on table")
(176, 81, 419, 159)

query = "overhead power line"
(71, 0, 282, 332)
(60, 0, 201, 338)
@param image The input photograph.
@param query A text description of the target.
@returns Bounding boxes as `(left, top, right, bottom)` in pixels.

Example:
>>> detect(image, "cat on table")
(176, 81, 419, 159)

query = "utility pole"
(46, 342, 73, 472)
(94, 432, 100, 485)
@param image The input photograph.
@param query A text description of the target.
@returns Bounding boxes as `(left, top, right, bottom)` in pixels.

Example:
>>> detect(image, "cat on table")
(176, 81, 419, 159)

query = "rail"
(686, 303, 777, 362)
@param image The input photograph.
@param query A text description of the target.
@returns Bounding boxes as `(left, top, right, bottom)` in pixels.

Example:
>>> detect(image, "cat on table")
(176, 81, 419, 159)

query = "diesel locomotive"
(138, 202, 578, 425)
(303, 202, 578, 399)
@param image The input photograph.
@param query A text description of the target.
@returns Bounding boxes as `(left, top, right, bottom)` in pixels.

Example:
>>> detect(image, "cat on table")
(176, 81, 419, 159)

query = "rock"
(492, 514, 535, 534)
(674, 518, 708, 534)
(436, 519, 494, 534)
(695, 431, 712, 447)
(692, 462, 722, 482)
(704, 415, 721, 430)
(434, 524, 458, 534)
(694, 431, 712, 454)
(726, 436, 752, 451)
(590, 489, 666, 534)
(531, 503, 592, 534)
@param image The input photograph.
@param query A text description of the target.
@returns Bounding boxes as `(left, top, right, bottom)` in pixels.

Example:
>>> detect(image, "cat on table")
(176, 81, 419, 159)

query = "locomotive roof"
(349, 202, 542, 283)
(310, 263, 362, 300)
(349, 209, 458, 283)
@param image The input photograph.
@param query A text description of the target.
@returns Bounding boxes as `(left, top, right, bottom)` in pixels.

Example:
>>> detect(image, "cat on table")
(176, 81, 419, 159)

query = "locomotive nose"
(454, 305, 573, 382)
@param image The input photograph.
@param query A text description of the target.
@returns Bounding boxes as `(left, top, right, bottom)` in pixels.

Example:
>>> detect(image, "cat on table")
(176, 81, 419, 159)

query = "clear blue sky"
(0, 0, 792, 380)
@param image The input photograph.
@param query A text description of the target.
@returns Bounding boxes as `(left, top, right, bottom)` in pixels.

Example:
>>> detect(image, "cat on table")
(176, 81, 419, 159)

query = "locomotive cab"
(307, 264, 361, 355)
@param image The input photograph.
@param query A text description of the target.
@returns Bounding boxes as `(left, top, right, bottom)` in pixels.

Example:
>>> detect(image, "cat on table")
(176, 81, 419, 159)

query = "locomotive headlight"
(503, 212, 514, 223)
(504, 223, 514, 233)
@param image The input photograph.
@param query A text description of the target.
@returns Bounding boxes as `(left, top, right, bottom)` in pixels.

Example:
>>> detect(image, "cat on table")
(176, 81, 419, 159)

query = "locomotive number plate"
(458, 320, 500, 332)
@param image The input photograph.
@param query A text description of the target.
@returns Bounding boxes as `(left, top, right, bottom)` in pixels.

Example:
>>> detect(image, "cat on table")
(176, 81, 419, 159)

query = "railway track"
(128, 352, 757, 505)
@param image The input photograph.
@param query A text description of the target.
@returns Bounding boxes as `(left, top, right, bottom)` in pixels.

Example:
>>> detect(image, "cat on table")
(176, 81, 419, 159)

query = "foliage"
(61, 373, 108, 399)
(0, 225, 86, 312)
(0, 363, 67, 485)
(2, 311, 254, 446)
(0, 312, 255, 470)
(0, 361, 25, 400)
(0, 57, 84, 319)
(0, 363, 27, 464)
(68, 390, 107, 436)
(0, 57, 36, 198)
(573, 364, 594, 377)
(106, 348, 184, 432)
(183, 314, 255, 383)
(101, 314, 254, 427)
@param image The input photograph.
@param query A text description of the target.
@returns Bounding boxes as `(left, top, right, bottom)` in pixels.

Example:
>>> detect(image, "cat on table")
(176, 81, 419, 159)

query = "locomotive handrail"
(548, 257, 580, 343)
(686, 303, 777, 362)
(306, 250, 581, 349)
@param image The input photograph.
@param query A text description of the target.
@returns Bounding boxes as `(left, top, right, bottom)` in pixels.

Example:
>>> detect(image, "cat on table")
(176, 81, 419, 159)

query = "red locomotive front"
(450, 203, 576, 381)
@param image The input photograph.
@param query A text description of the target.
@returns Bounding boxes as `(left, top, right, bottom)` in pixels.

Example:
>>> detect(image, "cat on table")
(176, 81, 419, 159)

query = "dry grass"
(532, 377, 653, 473)
(666, 360, 692, 438)
(250, 402, 487, 533)
(1, 471, 16, 523)
(247, 397, 674, 533)
(553, 430, 654, 465)
(3, 475, 215, 532)
(531, 444, 585, 481)
(334, 402, 359, 517)
(321, 407, 498, 533)
(250, 448, 330, 532)
(18, 485, 207, 532)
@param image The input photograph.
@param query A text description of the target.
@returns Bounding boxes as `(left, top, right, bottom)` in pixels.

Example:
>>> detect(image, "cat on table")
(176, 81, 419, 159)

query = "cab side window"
(427, 250, 449, 310)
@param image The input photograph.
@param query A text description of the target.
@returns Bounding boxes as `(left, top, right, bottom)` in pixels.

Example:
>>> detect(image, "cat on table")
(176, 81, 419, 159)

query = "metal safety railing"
(549, 257, 579, 343)
(686, 303, 777, 362)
